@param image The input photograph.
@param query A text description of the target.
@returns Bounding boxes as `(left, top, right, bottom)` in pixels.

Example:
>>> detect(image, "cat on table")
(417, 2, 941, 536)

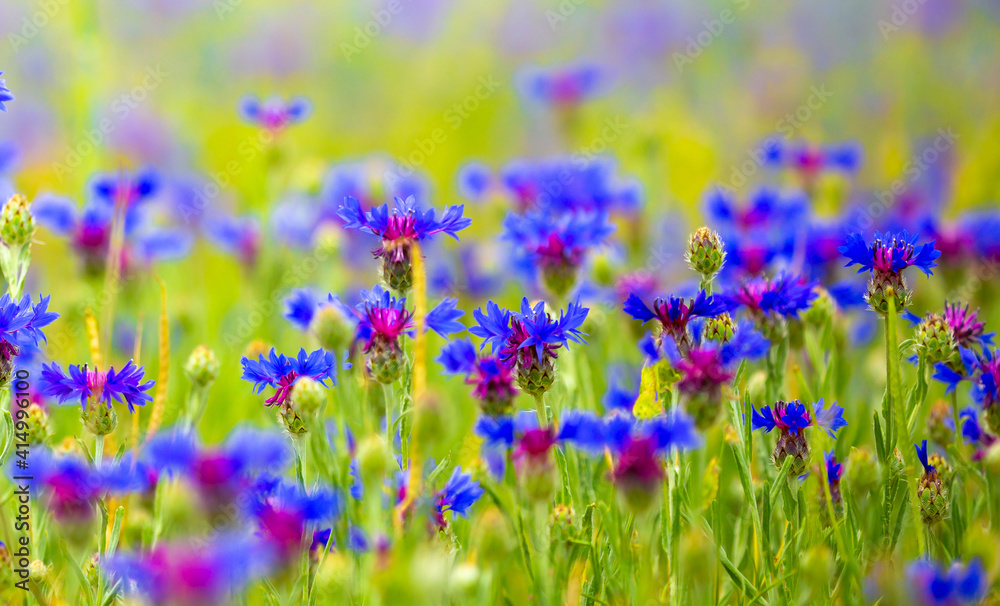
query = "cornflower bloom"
(763, 138, 862, 182)
(32, 194, 192, 273)
(41, 359, 154, 435)
(103, 534, 271, 606)
(839, 230, 940, 314)
(144, 428, 293, 515)
(904, 558, 986, 605)
(238, 94, 311, 131)
(719, 273, 817, 340)
(0, 71, 13, 111)
(470, 298, 588, 397)
(344, 285, 464, 383)
(501, 207, 615, 296)
(622, 289, 726, 355)
(0, 293, 58, 383)
(338, 195, 471, 293)
(971, 348, 1000, 433)
(432, 466, 484, 530)
(89, 167, 159, 214)
(819, 451, 844, 518)
(516, 63, 608, 108)
(246, 480, 342, 566)
(240, 348, 338, 433)
(437, 338, 518, 416)
(941, 301, 994, 349)
(558, 409, 701, 513)
(670, 319, 769, 427)
(203, 212, 261, 266)
(952, 406, 997, 460)
(751, 399, 846, 476)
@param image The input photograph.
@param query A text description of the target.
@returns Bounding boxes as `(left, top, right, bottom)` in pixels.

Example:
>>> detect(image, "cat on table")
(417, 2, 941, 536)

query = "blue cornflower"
(623, 289, 726, 354)
(240, 348, 337, 407)
(0, 71, 13, 112)
(905, 558, 986, 605)
(90, 168, 159, 215)
(721, 273, 818, 321)
(763, 138, 863, 176)
(203, 212, 260, 266)
(0, 293, 58, 364)
(840, 230, 940, 277)
(704, 186, 806, 276)
(751, 399, 845, 437)
(501, 207, 615, 295)
(338, 195, 470, 293)
(457, 161, 493, 202)
(931, 346, 977, 393)
(40, 360, 154, 412)
(239, 94, 311, 130)
(470, 298, 588, 396)
(436, 338, 478, 375)
(435, 466, 484, 526)
(491, 156, 641, 214)
(516, 63, 608, 107)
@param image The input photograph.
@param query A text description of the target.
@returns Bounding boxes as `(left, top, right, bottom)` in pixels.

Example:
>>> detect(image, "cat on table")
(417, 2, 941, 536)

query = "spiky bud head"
(183, 344, 220, 388)
(772, 430, 810, 477)
(866, 273, 910, 315)
(915, 315, 955, 365)
(918, 471, 949, 525)
(82, 402, 118, 436)
(368, 344, 406, 385)
(1, 193, 35, 248)
(704, 312, 735, 343)
(23, 403, 51, 445)
(278, 405, 308, 435)
(685, 227, 726, 278)
(515, 356, 556, 397)
(381, 254, 413, 295)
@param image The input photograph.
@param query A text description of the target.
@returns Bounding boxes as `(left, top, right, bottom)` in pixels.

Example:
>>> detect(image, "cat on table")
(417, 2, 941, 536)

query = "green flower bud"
(516, 356, 556, 398)
(704, 312, 735, 343)
(278, 405, 309, 436)
(550, 504, 575, 543)
(382, 253, 413, 294)
(802, 287, 835, 328)
(311, 305, 353, 353)
(290, 376, 326, 418)
(866, 273, 910, 315)
(844, 447, 879, 494)
(915, 315, 955, 365)
(23, 403, 51, 445)
(1, 193, 35, 248)
(82, 402, 118, 436)
(540, 262, 579, 299)
(685, 227, 726, 278)
(183, 344, 220, 388)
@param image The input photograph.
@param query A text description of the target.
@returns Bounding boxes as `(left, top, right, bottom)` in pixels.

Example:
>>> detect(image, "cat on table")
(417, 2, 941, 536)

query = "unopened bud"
(291, 376, 326, 417)
(685, 227, 726, 278)
(1, 193, 35, 248)
(184, 345, 220, 388)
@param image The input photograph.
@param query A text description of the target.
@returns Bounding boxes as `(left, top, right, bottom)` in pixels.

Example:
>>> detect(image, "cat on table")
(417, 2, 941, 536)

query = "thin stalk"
(535, 392, 548, 427)
(886, 297, 924, 554)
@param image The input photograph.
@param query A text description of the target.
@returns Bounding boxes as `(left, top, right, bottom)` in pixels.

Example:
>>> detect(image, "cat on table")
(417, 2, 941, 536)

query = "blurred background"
(2, 0, 1000, 442)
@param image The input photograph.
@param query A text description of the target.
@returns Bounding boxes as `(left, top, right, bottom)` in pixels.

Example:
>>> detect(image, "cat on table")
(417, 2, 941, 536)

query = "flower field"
(1, 1, 1000, 604)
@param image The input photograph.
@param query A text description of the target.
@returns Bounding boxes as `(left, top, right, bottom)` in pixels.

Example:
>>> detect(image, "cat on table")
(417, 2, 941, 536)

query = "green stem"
(886, 297, 924, 554)
(535, 392, 548, 427)
(94, 434, 104, 470)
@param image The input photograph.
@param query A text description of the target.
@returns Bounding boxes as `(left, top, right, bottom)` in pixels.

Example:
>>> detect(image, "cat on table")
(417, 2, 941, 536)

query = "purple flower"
(338, 195, 471, 262)
(435, 466, 484, 526)
(516, 63, 609, 107)
(623, 289, 726, 353)
(90, 168, 159, 213)
(970, 348, 1000, 410)
(501, 208, 615, 291)
(239, 94, 311, 130)
(41, 360, 154, 412)
(905, 558, 986, 605)
(470, 298, 588, 370)
(103, 534, 270, 606)
(0, 71, 13, 112)
(839, 230, 940, 277)
(825, 451, 843, 485)
(0, 293, 58, 362)
(942, 302, 994, 349)
(240, 348, 337, 407)
(720, 274, 818, 320)
(752, 399, 845, 438)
